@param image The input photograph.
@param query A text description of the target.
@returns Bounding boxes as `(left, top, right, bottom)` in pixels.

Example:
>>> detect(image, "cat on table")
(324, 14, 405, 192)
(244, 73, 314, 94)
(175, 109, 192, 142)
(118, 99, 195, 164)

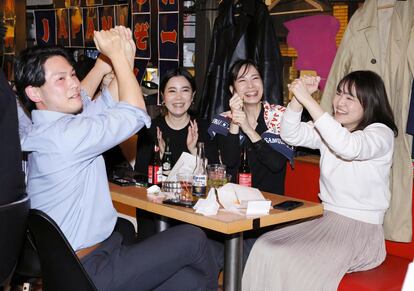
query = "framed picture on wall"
(26, 0, 53, 5)
(86, 0, 103, 6)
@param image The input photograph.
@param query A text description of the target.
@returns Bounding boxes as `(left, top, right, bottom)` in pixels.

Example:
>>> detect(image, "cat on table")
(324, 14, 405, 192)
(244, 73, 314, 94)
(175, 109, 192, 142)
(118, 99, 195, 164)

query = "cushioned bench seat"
(338, 254, 410, 291)
(285, 156, 413, 290)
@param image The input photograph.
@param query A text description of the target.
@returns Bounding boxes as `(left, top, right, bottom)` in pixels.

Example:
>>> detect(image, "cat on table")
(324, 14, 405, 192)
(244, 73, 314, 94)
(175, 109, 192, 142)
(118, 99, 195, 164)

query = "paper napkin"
(246, 200, 272, 216)
(193, 188, 220, 216)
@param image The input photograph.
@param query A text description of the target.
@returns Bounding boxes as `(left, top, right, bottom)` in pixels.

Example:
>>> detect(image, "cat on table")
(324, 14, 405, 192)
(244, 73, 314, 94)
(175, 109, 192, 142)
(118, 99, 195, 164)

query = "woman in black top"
(135, 68, 219, 175)
(216, 59, 287, 195)
(135, 68, 219, 240)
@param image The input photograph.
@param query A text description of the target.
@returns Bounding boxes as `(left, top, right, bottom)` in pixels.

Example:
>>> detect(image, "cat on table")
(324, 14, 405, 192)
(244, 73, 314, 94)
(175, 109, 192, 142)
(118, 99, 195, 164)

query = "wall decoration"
(56, 8, 70, 46)
(98, 5, 115, 30)
(3, 19, 15, 54)
(1, 0, 15, 75)
(29, 3, 132, 49)
(65, 0, 81, 7)
(158, 0, 180, 104)
(158, 12, 178, 60)
(83, 7, 98, 47)
(34, 9, 56, 46)
(132, 0, 150, 13)
(26, 0, 181, 97)
(86, 0, 103, 6)
(2, 54, 14, 80)
(116, 4, 129, 26)
(131, 0, 152, 84)
(69, 7, 84, 47)
(284, 15, 339, 90)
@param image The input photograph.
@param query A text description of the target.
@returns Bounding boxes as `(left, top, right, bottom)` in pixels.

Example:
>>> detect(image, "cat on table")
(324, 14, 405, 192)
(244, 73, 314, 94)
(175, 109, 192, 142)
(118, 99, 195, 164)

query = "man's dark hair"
(14, 45, 74, 112)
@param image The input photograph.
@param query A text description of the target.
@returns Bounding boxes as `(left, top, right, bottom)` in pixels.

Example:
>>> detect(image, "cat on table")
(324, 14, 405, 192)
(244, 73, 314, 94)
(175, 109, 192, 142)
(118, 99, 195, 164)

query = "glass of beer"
(206, 164, 227, 193)
(177, 173, 193, 204)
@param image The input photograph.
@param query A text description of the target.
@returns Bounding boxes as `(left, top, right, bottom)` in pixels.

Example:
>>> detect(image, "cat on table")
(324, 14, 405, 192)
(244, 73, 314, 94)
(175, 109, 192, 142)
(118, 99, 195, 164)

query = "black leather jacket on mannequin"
(200, 0, 283, 121)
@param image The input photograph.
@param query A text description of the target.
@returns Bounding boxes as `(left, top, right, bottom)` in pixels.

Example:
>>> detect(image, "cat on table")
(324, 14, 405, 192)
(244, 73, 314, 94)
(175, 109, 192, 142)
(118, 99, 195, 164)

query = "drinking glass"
(177, 173, 193, 203)
(206, 164, 227, 193)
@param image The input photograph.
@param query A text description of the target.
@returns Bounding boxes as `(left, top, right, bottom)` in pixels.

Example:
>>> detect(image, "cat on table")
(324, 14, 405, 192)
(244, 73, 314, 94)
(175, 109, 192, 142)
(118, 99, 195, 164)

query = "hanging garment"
(284, 15, 339, 91)
(320, 0, 414, 242)
(406, 81, 414, 136)
(0, 71, 26, 205)
(200, 0, 283, 121)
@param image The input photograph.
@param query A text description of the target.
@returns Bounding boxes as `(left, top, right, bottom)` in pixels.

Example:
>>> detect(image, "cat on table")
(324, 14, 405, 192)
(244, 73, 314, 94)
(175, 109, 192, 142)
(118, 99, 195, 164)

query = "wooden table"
(110, 183, 323, 291)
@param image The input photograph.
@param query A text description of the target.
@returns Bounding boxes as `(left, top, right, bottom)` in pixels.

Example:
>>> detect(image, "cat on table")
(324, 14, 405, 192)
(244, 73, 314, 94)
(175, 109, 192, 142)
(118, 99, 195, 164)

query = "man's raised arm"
(93, 27, 146, 111)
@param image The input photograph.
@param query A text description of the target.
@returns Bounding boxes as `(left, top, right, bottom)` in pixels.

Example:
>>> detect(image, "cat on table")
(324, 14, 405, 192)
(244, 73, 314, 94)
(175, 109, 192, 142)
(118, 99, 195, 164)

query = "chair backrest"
(27, 209, 97, 291)
(0, 195, 30, 287)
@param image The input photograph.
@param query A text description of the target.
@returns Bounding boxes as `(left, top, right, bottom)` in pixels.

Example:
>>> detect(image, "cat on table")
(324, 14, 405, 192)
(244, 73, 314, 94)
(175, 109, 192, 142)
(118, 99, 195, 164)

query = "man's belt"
(76, 243, 101, 259)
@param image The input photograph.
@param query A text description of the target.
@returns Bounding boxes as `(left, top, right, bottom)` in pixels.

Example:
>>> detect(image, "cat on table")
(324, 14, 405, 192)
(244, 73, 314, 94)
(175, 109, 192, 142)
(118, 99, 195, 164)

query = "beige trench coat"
(320, 0, 414, 242)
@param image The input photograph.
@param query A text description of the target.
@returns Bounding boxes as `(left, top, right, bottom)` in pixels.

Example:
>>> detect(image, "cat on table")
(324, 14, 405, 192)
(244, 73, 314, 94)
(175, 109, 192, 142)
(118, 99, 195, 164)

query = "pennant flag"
(83, 7, 98, 48)
(158, 60, 179, 103)
(86, 0, 103, 6)
(157, 0, 180, 105)
(3, 54, 14, 81)
(69, 7, 84, 47)
(98, 5, 115, 31)
(134, 59, 149, 84)
(34, 10, 56, 46)
(56, 9, 70, 47)
(159, 0, 178, 12)
(133, 13, 151, 59)
(158, 12, 179, 60)
(116, 4, 129, 26)
(132, 0, 150, 13)
(3, 19, 15, 53)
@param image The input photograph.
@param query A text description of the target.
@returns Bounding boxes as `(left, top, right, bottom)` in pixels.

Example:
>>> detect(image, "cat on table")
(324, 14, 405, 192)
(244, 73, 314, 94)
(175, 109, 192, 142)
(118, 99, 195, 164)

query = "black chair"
(27, 209, 97, 291)
(11, 229, 42, 289)
(0, 195, 30, 288)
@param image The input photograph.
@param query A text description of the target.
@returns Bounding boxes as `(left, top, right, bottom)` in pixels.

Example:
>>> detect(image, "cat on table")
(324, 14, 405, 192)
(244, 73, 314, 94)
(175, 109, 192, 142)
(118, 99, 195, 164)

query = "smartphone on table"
(273, 200, 304, 211)
(112, 177, 136, 187)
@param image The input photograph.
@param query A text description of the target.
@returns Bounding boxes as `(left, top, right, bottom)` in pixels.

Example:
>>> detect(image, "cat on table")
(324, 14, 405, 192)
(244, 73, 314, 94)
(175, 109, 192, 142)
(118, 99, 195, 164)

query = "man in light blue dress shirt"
(15, 27, 218, 291)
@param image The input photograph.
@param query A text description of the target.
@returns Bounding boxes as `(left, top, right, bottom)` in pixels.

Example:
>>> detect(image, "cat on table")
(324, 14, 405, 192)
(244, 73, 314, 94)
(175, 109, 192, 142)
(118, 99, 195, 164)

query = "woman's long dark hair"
(336, 70, 398, 136)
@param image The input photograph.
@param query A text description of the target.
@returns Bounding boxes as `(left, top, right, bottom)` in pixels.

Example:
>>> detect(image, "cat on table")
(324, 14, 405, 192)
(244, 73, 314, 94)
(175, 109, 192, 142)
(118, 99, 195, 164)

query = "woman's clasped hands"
(288, 75, 321, 105)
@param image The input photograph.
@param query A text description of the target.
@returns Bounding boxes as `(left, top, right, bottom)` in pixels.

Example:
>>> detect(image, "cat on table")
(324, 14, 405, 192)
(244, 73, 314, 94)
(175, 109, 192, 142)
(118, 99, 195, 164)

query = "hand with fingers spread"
(186, 119, 199, 155)
(156, 126, 166, 158)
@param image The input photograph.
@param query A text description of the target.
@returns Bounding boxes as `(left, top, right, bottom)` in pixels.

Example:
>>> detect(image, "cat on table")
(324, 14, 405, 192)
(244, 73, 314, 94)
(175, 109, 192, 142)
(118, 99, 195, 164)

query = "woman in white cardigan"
(242, 70, 398, 291)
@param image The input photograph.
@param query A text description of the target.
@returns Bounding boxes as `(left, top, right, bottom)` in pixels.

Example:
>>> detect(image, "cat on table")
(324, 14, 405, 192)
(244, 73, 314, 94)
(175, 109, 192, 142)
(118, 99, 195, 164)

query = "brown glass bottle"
(162, 138, 173, 180)
(148, 142, 162, 186)
(238, 147, 252, 187)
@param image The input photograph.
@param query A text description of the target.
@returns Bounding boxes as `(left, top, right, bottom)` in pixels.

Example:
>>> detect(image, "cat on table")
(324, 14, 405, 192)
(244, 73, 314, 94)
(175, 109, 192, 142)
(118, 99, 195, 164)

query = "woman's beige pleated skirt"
(242, 210, 386, 291)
